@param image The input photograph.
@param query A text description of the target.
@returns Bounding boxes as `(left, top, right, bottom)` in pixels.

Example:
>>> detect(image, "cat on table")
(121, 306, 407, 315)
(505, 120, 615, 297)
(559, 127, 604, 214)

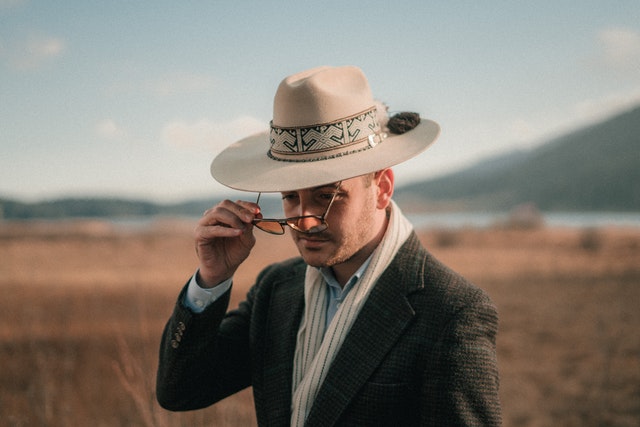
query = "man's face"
(281, 174, 383, 270)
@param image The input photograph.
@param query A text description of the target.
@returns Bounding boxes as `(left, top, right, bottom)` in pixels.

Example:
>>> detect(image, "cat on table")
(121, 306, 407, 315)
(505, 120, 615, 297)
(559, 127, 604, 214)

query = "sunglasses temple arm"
(323, 182, 342, 218)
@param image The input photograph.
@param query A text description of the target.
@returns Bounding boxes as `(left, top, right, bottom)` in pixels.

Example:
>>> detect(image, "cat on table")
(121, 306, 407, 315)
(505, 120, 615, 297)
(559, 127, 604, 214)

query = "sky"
(1, 1, 639, 203)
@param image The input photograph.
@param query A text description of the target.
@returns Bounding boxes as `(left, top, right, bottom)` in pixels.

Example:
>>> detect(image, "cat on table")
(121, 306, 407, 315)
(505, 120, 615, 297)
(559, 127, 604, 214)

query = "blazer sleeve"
(422, 288, 501, 426)
(156, 280, 256, 411)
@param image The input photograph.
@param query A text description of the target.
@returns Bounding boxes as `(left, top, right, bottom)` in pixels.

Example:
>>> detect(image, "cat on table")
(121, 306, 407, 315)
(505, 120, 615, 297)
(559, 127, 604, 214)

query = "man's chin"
(298, 250, 330, 269)
(292, 235, 342, 268)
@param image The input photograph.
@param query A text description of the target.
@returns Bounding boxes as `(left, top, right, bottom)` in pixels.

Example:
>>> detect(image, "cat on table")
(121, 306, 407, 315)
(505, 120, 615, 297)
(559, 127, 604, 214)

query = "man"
(156, 66, 501, 426)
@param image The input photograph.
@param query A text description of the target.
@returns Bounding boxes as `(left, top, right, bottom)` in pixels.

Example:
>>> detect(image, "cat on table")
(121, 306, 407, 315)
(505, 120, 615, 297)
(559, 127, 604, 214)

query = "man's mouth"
(296, 235, 330, 248)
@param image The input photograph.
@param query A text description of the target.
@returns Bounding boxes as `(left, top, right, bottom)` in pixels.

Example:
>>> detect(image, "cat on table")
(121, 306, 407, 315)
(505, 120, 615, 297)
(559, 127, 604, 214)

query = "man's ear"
(375, 168, 394, 209)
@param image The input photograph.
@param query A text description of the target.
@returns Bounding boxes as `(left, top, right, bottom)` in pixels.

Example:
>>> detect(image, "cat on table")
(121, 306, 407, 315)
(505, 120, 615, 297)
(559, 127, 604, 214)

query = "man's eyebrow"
(313, 184, 339, 191)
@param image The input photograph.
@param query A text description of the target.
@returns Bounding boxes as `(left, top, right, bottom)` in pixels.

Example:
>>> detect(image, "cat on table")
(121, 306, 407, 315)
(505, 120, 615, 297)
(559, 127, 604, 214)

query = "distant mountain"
(0, 197, 211, 220)
(2, 105, 638, 219)
(396, 104, 640, 211)
(0, 193, 285, 220)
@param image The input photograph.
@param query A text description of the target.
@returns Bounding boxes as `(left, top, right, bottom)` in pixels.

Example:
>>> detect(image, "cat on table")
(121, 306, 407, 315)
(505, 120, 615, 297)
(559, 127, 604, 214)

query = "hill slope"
(397, 105, 640, 211)
(0, 194, 285, 220)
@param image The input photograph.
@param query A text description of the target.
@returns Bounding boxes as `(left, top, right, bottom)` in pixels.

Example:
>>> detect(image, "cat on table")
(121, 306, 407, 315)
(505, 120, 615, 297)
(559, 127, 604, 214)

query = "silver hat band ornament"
(268, 106, 387, 163)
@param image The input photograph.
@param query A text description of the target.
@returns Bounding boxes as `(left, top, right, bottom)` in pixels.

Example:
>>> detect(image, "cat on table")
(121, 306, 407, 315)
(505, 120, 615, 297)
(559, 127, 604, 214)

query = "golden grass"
(0, 219, 638, 426)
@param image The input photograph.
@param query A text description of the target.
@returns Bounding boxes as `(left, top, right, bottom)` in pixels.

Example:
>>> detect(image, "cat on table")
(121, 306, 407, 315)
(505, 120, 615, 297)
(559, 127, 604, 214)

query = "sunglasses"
(252, 182, 342, 235)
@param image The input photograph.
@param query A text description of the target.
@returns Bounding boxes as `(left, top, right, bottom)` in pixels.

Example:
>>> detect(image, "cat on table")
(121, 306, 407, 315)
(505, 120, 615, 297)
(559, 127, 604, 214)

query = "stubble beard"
(297, 191, 378, 269)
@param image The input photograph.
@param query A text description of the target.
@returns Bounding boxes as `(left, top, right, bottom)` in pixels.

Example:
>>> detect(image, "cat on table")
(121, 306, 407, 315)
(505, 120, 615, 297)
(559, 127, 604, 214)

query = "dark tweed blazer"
(157, 232, 501, 426)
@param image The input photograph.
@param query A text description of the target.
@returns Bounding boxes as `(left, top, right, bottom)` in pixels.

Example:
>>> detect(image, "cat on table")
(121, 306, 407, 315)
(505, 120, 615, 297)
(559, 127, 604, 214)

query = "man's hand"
(194, 199, 260, 288)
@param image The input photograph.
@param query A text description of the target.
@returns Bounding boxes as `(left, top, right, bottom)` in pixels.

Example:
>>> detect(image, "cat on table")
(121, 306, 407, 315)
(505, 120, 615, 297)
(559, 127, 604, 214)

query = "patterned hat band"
(268, 107, 387, 163)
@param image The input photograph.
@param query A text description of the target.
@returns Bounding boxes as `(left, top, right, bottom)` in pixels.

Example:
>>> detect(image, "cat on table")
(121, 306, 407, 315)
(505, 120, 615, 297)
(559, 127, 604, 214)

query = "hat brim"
(211, 119, 440, 193)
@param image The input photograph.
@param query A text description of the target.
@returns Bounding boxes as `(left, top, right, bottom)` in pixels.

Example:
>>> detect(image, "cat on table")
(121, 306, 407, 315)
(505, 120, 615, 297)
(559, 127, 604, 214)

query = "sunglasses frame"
(252, 182, 342, 235)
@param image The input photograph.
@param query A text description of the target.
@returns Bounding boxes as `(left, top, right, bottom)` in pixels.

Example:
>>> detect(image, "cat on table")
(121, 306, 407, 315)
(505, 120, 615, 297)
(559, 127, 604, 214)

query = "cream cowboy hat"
(211, 65, 440, 192)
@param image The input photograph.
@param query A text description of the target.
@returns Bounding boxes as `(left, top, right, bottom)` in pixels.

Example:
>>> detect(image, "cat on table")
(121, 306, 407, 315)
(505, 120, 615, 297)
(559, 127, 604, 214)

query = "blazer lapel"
(257, 269, 305, 425)
(304, 237, 425, 426)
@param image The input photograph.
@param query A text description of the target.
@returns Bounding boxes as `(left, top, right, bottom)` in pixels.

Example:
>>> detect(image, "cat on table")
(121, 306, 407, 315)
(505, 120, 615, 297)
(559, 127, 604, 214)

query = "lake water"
(103, 211, 640, 231)
(406, 211, 640, 229)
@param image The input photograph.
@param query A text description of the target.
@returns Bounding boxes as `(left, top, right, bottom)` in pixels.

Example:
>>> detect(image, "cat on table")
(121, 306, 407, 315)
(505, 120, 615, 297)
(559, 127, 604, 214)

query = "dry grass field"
(0, 218, 638, 426)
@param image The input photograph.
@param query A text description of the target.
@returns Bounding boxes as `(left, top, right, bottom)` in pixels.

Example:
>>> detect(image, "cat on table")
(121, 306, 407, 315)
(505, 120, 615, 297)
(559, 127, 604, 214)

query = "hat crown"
(273, 66, 375, 127)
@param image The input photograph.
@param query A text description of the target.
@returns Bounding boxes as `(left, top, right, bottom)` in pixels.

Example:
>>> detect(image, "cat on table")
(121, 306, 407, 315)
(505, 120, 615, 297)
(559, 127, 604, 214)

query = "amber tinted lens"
(286, 217, 328, 234)
(253, 220, 285, 235)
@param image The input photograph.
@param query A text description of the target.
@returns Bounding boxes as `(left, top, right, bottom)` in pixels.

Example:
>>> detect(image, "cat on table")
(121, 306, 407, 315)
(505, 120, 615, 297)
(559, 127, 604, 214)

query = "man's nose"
(292, 196, 324, 232)
(294, 215, 324, 233)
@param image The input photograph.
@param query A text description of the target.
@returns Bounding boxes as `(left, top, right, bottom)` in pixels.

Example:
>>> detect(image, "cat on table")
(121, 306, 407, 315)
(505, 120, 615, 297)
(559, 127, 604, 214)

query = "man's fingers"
(199, 200, 258, 229)
(196, 223, 243, 239)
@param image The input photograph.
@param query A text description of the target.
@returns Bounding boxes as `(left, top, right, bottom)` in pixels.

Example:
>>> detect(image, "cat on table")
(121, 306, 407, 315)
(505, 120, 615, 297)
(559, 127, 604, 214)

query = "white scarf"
(290, 200, 413, 426)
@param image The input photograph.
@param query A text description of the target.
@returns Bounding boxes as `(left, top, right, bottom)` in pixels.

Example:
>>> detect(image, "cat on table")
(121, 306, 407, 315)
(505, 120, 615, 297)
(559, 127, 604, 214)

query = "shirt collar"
(319, 253, 374, 293)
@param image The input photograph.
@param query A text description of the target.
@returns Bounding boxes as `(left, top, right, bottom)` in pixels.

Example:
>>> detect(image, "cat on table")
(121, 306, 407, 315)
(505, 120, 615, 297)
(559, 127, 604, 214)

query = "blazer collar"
(258, 233, 426, 426)
(259, 263, 306, 425)
(305, 232, 426, 426)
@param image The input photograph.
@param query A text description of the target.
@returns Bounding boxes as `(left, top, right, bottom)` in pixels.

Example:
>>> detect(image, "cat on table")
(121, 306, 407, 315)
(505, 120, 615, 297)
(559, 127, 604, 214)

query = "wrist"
(196, 268, 231, 289)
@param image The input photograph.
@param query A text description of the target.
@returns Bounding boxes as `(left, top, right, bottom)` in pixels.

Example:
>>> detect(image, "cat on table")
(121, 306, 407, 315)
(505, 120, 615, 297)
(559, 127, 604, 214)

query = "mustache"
(293, 230, 330, 239)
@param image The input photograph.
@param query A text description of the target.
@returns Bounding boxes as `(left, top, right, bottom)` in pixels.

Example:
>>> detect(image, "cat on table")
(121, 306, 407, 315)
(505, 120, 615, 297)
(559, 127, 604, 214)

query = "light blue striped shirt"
(319, 257, 371, 330)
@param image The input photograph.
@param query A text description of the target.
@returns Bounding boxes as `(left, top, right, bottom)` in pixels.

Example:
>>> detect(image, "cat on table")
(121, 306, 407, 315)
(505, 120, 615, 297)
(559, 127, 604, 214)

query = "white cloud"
(516, 87, 640, 148)
(161, 116, 267, 152)
(507, 118, 537, 144)
(595, 27, 640, 72)
(4, 33, 65, 70)
(96, 119, 127, 140)
(471, 87, 640, 158)
(146, 72, 216, 97)
(570, 87, 640, 122)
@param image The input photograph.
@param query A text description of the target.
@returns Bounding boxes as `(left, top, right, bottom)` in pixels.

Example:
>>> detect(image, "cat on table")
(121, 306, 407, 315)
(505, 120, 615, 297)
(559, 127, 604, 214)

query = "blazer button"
(178, 322, 186, 331)
(171, 339, 179, 349)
